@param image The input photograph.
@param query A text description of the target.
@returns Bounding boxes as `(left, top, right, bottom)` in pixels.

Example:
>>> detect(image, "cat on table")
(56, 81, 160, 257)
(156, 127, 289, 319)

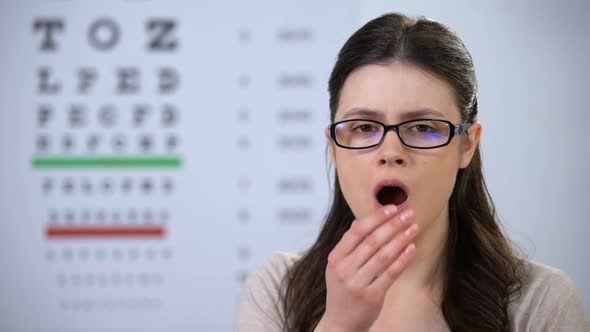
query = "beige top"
(236, 252, 590, 332)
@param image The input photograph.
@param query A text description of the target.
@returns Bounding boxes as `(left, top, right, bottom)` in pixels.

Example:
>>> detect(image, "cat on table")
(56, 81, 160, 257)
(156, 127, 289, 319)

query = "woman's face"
(327, 63, 481, 234)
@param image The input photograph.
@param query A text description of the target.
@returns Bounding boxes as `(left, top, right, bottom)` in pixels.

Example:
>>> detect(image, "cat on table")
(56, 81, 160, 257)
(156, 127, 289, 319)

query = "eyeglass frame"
(328, 118, 470, 150)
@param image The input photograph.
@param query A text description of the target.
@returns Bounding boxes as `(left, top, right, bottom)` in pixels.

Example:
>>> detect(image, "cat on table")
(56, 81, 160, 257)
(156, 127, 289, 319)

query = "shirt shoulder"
(235, 251, 302, 332)
(509, 259, 590, 332)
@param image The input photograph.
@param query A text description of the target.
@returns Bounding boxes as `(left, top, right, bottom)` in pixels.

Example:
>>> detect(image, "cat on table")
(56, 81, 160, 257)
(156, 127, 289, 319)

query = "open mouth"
(376, 185, 408, 206)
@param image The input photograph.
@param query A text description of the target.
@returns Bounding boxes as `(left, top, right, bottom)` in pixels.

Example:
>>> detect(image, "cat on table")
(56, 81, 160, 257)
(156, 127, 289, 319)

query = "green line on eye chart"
(31, 156, 183, 169)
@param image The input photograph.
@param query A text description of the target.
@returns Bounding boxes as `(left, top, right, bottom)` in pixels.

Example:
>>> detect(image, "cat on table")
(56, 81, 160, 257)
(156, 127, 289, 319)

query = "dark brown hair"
(281, 13, 524, 331)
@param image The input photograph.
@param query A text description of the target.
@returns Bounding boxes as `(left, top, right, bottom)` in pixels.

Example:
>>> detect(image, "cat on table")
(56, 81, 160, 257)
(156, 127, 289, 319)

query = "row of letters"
(37, 67, 179, 95)
(33, 18, 313, 52)
(41, 177, 175, 195)
(35, 134, 179, 153)
(36, 104, 178, 127)
(34, 18, 178, 52)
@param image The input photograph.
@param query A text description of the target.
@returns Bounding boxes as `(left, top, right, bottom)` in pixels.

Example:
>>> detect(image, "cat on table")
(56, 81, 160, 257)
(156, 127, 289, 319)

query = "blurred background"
(0, 0, 587, 330)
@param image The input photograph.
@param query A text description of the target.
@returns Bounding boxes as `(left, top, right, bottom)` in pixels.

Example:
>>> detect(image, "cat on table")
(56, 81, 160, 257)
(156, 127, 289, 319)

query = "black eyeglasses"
(329, 119, 469, 149)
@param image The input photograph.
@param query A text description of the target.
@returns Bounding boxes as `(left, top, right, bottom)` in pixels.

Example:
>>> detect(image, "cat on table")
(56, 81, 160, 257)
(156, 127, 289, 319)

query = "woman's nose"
(377, 130, 408, 167)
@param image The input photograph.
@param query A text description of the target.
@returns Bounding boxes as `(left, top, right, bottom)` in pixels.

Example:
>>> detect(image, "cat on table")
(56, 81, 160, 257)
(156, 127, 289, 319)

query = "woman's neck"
(385, 205, 449, 303)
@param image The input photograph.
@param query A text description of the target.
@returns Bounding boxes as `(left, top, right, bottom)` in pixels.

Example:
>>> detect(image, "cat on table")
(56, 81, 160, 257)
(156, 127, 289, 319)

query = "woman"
(236, 12, 590, 331)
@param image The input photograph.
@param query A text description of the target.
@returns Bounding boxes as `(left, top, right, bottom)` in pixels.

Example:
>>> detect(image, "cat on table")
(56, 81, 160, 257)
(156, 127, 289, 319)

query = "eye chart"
(0, 1, 356, 330)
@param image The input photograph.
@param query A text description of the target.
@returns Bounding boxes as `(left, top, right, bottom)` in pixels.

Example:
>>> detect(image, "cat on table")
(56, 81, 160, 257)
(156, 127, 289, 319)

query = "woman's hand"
(316, 205, 419, 332)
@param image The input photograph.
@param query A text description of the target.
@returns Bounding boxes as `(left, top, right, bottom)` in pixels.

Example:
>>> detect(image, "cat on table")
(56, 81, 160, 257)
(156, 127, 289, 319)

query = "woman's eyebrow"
(341, 108, 384, 120)
(341, 108, 445, 121)
(399, 109, 445, 120)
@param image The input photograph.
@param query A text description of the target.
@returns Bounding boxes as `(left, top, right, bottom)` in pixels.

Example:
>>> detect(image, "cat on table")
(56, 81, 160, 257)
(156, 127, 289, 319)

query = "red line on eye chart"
(45, 226, 166, 239)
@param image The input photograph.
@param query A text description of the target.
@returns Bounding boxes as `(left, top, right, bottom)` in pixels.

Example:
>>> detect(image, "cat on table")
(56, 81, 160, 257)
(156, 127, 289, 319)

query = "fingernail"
(404, 244, 416, 255)
(399, 210, 413, 222)
(384, 205, 397, 216)
(405, 224, 418, 237)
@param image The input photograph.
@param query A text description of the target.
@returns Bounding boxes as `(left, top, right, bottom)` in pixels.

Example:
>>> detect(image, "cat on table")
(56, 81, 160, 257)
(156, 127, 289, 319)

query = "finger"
(351, 222, 419, 288)
(344, 209, 414, 271)
(328, 204, 399, 265)
(366, 243, 417, 296)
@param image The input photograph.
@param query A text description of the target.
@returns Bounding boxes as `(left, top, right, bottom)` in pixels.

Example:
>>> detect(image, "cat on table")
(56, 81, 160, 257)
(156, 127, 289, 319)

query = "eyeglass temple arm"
(454, 123, 470, 135)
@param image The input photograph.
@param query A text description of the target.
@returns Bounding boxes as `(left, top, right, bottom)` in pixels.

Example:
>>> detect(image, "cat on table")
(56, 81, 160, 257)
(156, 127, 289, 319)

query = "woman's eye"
(411, 124, 435, 133)
(353, 124, 378, 132)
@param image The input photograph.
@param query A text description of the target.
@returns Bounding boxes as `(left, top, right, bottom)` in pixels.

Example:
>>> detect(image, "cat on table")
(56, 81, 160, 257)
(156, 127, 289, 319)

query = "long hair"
(282, 13, 523, 331)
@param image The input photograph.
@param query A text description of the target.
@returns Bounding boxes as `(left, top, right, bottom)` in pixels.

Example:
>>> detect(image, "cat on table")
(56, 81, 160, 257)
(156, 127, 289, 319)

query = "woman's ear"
(325, 127, 336, 168)
(459, 121, 482, 169)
